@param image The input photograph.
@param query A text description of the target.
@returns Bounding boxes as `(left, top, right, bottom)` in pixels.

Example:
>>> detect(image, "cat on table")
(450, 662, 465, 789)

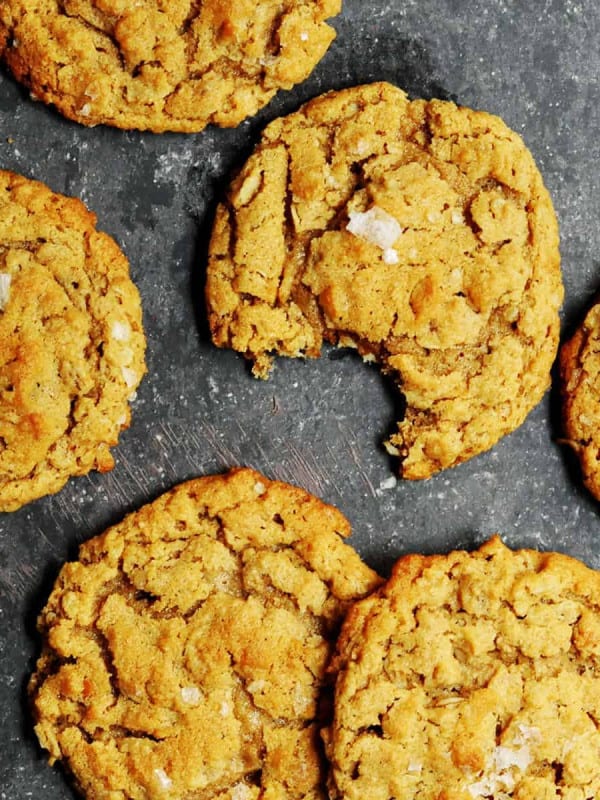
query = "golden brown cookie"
(325, 536, 600, 800)
(559, 302, 600, 500)
(0, 0, 341, 132)
(29, 467, 381, 800)
(0, 170, 145, 511)
(206, 82, 563, 480)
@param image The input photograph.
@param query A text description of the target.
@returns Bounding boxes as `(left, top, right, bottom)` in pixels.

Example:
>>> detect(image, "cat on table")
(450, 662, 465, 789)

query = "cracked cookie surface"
(325, 536, 600, 800)
(29, 467, 381, 800)
(0, 0, 341, 132)
(206, 82, 563, 479)
(559, 302, 600, 501)
(0, 170, 145, 511)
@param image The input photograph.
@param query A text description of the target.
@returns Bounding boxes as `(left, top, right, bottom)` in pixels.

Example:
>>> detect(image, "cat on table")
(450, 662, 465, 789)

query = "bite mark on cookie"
(206, 82, 563, 480)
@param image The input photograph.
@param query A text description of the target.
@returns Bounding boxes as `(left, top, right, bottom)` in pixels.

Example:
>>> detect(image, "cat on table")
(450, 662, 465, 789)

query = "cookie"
(325, 535, 600, 800)
(206, 82, 563, 479)
(0, 170, 145, 511)
(559, 301, 600, 500)
(0, 0, 341, 132)
(29, 467, 381, 800)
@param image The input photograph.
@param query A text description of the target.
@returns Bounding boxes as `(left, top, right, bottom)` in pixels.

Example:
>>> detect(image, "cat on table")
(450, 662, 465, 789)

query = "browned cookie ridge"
(560, 301, 600, 500)
(325, 536, 600, 800)
(0, 0, 341, 132)
(206, 82, 563, 480)
(29, 467, 382, 800)
(0, 170, 145, 511)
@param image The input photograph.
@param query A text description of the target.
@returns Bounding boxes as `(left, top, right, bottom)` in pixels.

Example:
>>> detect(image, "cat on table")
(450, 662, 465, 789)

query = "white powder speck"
(300, 31, 309, 41)
(347, 206, 402, 251)
(154, 148, 200, 183)
(0, 273, 11, 311)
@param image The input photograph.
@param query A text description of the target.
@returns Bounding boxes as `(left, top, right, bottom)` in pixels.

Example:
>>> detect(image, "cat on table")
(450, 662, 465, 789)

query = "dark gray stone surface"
(0, 0, 599, 796)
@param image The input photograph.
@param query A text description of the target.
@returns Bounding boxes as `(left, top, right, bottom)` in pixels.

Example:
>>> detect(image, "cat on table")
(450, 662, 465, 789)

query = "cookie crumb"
(376, 475, 397, 494)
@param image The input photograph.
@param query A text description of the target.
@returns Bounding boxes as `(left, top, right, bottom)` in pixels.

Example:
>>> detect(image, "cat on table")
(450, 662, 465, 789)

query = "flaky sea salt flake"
(0, 273, 11, 311)
(154, 768, 172, 790)
(347, 206, 402, 251)
(111, 320, 131, 342)
(181, 686, 201, 705)
(121, 366, 138, 388)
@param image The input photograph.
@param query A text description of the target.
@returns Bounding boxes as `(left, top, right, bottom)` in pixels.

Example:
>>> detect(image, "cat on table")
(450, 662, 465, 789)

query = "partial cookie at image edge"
(28, 466, 382, 800)
(325, 535, 600, 800)
(0, 169, 146, 511)
(559, 300, 600, 501)
(0, 0, 342, 132)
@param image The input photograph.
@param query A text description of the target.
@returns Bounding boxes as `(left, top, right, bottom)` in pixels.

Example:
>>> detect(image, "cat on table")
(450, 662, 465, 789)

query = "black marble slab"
(1, 1, 599, 796)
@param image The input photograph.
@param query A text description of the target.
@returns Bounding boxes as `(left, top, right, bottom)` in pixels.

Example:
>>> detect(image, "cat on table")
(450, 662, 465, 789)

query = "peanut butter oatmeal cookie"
(29, 467, 381, 800)
(0, 0, 341, 132)
(559, 301, 600, 501)
(206, 82, 563, 479)
(0, 170, 145, 511)
(325, 536, 600, 800)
